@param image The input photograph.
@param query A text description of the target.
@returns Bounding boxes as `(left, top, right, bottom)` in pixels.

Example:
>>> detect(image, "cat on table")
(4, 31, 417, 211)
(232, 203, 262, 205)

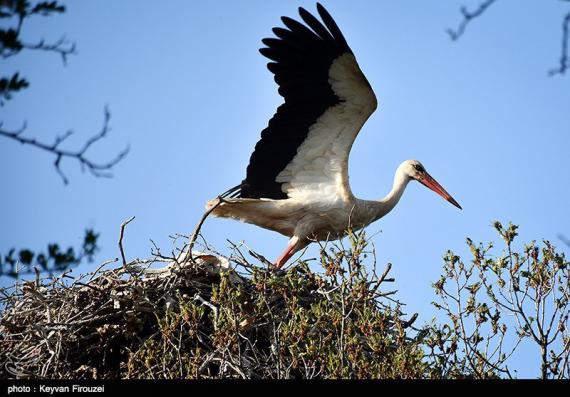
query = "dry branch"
(0, 107, 129, 184)
(549, 10, 570, 76)
(447, 0, 498, 41)
(119, 216, 135, 267)
(447, 1, 570, 77)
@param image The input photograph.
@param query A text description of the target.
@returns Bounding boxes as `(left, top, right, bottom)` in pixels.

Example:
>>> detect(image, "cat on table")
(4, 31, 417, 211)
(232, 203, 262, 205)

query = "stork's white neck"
(362, 164, 411, 224)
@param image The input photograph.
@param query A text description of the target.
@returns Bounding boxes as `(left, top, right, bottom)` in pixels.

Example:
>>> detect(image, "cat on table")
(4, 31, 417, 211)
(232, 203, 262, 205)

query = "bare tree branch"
(1, 35, 77, 65)
(448, 1, 570, 78)
(549, 10, 570, 76)
(21, 37, 76, 65)
(447, 0, 498, 41)
(0, 107, 129, 184)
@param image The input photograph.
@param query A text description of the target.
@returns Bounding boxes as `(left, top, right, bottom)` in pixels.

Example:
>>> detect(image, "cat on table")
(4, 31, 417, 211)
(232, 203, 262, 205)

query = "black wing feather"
(298, 7, 336, 42)
(236, 3, 353, 199)
(316, 3, 350, 51)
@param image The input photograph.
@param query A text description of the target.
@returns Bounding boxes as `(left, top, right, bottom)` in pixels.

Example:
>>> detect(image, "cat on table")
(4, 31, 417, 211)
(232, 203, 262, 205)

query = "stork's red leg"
(274, 237, 300, 269)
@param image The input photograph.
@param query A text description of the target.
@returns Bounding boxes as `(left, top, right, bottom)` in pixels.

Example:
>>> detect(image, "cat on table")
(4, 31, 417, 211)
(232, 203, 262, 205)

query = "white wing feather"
(275, 53, 377, 203)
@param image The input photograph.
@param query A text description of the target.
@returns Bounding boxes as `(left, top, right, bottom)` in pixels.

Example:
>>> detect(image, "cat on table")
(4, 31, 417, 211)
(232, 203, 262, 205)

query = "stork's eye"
(413, 164, 424, 172)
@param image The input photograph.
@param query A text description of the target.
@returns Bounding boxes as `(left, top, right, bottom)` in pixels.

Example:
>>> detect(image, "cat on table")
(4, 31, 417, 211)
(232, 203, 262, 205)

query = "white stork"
(207, 3, 461, 269)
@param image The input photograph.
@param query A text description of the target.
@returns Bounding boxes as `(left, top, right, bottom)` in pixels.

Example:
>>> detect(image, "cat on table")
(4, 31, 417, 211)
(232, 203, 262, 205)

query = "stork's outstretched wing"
(235, 3, 377, 203)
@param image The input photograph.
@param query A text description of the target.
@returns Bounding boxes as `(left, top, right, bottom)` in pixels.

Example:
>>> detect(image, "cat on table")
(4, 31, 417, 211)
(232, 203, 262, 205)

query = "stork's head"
(403, 160, 462, 209)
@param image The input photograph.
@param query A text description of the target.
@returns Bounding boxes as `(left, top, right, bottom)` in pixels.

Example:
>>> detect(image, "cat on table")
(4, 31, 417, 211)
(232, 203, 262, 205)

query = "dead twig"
(118, 216, 135, 267)
(182, 197, 224, 265)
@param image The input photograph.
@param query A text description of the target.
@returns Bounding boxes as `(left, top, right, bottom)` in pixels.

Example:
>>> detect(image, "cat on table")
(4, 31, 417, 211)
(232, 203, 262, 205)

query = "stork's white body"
(211, 196, 371, 242)
(207, 4, 460, 267)
(208, 158, 412, 260)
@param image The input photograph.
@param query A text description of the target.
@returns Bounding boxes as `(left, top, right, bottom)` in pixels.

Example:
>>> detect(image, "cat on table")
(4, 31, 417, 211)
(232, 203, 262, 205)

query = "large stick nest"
(0, 239, 425, 379)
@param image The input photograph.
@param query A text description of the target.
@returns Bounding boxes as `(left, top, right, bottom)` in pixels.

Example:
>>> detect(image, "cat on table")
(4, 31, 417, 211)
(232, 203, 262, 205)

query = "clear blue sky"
(1, 0, 569, 378)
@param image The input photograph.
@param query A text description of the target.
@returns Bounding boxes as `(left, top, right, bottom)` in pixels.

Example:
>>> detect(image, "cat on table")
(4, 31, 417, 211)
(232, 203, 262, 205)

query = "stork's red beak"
(419, 173, 462, 210)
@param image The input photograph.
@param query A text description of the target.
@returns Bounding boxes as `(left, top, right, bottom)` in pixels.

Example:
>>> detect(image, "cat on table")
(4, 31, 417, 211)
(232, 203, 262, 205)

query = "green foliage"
(427, 222, 570, 379)
(0, 223, 568, 379)
(29, 1, 65, 15)
(0, 28, 22, 53)
(0, 0, 70, 104)
(0, 229, 100, 278)
(0, 1, 65, 20)
(0, 231, 428, 379)
(0, 73, 29, 104)
(127, 232, 428, 379)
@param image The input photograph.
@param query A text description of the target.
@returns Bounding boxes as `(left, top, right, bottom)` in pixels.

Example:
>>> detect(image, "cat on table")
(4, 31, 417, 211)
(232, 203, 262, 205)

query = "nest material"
(0, 248, 425, 379)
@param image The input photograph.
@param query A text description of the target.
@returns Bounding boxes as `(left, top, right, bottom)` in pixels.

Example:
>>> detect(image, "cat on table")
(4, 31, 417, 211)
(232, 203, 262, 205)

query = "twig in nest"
(119, 216, 135, 267)
(248, 250, 275, 270)
(194, 294, 219, 325)
(182, 197, 224, 265)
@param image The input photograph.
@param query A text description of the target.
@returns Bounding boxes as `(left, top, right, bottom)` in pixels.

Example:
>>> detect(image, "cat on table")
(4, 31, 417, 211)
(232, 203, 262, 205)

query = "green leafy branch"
(0, 1, 75, 104)
(0, 73, 28, 104)
(0, 229, 100, 278)
(427, 222, 570, 379)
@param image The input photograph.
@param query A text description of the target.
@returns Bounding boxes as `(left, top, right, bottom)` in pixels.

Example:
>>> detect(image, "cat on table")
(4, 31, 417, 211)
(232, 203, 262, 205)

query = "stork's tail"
(220, 185, 242, 199)
(205, 184, 243, 217)
(205, 185, 269, 221)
